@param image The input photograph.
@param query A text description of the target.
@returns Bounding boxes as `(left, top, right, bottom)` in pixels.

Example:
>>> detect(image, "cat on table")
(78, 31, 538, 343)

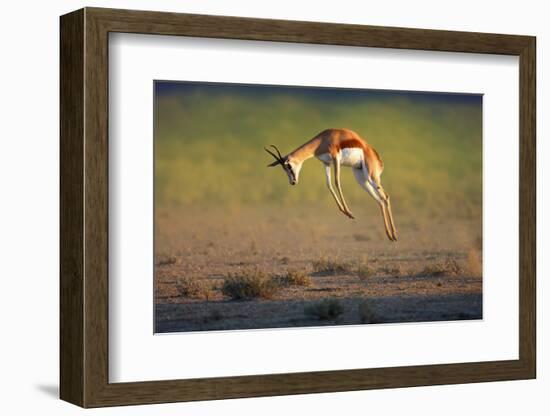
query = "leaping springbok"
(265, 128, 398, 241)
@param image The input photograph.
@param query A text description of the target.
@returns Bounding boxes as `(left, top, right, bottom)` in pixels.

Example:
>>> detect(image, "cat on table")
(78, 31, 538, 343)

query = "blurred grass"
(155, 85, 482, 220)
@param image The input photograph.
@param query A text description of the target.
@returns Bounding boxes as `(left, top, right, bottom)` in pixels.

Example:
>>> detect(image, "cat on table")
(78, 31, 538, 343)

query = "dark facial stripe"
(287, 165, 295, 181)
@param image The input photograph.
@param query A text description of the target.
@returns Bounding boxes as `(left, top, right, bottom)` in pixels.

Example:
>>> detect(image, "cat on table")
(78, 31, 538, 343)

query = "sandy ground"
(154, 205, 482, 333)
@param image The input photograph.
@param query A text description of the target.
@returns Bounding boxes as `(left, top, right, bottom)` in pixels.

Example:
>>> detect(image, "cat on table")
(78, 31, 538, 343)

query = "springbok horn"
(264, 146, 283, 166)
(270, 144, 284, 161)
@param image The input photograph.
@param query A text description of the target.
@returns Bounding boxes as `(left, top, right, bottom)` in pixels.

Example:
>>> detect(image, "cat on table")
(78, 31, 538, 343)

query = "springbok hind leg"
(373, 181, 398, 241)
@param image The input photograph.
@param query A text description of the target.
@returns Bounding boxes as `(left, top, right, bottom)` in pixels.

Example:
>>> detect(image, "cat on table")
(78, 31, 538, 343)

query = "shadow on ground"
(155, 292, 482, 333)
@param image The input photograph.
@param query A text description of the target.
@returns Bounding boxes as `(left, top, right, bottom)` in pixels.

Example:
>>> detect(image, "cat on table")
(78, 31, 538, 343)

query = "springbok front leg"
(333, 157, 355, 219)
(352, 168, 395, 241)
(323, 164, 350, 218)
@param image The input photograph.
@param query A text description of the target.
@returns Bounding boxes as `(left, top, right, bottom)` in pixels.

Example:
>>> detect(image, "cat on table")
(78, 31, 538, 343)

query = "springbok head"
(264, 144, 301, 186)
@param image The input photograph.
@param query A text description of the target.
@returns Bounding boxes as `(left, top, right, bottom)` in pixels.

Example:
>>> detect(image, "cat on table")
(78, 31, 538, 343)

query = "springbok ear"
(267, 160, 281, 167)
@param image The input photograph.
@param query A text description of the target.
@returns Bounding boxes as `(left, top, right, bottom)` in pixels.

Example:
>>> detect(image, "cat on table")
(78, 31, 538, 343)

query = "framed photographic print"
(60, 7, 536, 408)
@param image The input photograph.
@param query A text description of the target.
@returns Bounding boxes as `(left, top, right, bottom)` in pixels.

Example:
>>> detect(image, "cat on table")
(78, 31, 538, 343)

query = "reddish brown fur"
(292, 128, 384, 180)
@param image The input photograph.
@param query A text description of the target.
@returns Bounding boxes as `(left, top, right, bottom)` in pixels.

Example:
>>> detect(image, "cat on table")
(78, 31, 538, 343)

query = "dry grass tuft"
(467, 248, 482, 277)
(356, 261, 375, 280)
(422, 258, 463, 277)
(355, 255, 375, 280)
(358, 299, 379, 324)
(383, 265, 404, 277)
(222, 270, 280, 300)
(176, 277, 213, 299)
(357, 265, 375, 280)
(279, 269, 312, 287)
(312, 256, 353, 274)
(304, 298, 344, 320)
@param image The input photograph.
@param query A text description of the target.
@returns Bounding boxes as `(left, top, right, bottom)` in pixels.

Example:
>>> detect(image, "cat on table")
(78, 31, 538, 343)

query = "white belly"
(316, 148, 364, 167)
(316, 153, 333, 164)
(339, 147, 364, 168)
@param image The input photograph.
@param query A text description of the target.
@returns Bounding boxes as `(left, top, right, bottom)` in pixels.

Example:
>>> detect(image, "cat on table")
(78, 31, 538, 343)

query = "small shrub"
(467, 248, 482, 277)
(176, 277, 213, 299)
(222, 270, 280, 300)
(279, 269, 312, 287)
(312, 257, 353, 274)
(358, 299, 378, 324)
(304, 299, 344, 320)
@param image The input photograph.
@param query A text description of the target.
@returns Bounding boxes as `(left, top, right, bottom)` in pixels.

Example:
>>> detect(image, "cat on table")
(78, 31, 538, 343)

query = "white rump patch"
(339, 148, 363, 168)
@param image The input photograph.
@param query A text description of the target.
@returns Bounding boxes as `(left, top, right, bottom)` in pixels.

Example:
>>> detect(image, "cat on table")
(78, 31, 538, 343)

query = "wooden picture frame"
(60, 7, 536, 408)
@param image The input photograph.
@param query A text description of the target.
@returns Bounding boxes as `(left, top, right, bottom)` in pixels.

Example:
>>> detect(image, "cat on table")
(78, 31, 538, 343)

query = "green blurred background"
(154, 81, 482, 219)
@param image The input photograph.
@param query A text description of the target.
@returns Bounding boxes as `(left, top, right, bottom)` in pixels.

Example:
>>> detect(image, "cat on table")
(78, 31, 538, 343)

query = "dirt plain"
(154, 204, 482, 333)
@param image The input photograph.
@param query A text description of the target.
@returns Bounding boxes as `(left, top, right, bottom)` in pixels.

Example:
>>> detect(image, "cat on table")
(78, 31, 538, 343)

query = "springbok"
(265, 128, 398, 241)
